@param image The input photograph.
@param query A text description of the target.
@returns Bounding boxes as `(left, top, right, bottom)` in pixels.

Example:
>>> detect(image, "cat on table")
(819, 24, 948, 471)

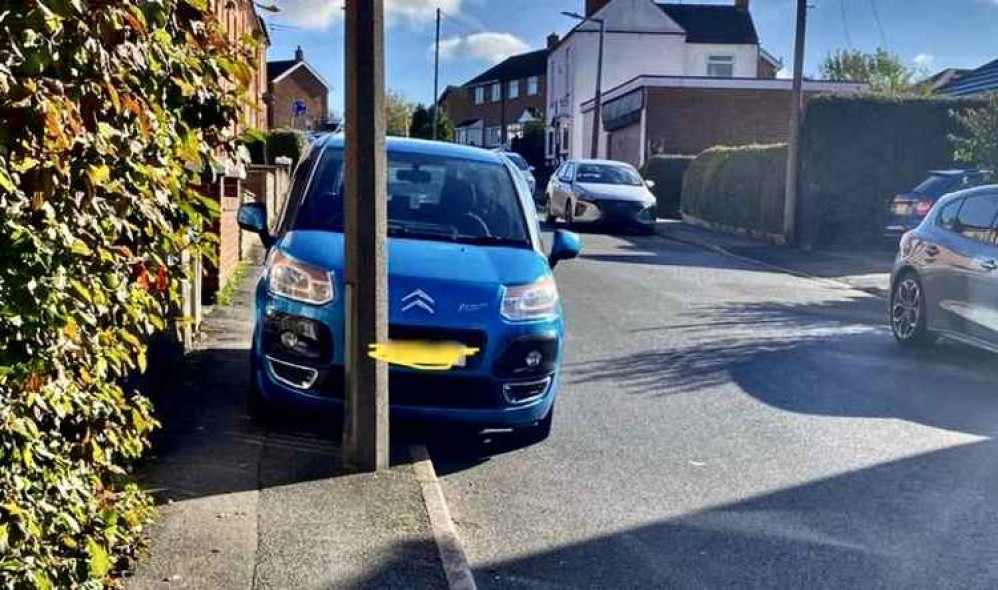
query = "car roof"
(935, 184, 998, 206)
(316, 133, 504, 165)
(928, 169, 987, 177)
(572, 159, 636, 168)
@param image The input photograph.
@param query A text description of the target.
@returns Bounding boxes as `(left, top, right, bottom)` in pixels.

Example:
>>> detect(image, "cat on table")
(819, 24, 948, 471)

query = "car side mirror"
(237, 202, 273, 248)
(549, 229, 582, 269)
(645, 179, 656, 189)
(529, 165, 536, 172)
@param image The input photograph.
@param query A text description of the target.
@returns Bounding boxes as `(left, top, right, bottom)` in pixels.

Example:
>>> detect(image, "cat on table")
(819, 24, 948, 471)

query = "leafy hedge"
(266, 128, 309, 167)
(681, 144, 787, 236)
(640, 155, 695, 219)
(799, 94, 985, 246)
(0, 1, 250, 586)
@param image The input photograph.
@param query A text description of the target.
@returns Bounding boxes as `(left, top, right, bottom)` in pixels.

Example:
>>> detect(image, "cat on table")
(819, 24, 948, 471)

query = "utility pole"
(783, 0, 808, 246)
(432, 7, 441, 141)
(343, 0, 389, 472)
(591, 17, 605, 160)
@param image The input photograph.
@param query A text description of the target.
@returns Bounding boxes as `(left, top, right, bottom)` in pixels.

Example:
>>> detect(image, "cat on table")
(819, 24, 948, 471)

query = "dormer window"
(707, 55, 735, 78)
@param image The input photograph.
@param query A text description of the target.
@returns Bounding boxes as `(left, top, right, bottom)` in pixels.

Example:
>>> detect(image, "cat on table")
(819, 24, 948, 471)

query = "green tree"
(409, 104, 455, 141)
(510, 118, 547, 169)
(819, 49, 916, 95)
(0, 1, 251, 585)
(952, 94, 998, 171)
(385, 90, 414, 137)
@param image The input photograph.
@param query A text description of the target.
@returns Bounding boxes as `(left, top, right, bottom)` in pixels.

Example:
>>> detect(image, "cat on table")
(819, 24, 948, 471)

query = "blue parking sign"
(292, 99, 307, 116)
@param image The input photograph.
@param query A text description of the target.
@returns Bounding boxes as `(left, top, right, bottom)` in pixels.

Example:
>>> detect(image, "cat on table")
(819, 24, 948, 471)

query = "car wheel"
(514, 406, 553, 445)
(891, 272, 935, 348)
(565, 200, 575, 228)
(247, 373, 275, 426)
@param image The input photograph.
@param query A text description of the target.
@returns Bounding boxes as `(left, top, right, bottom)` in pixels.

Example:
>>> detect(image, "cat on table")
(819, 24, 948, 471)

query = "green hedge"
(0, 1, 249, 585)
(266, 128, 309, 167)
(641, 155, 695, 218)
(682, 144, 787, 236)
(799, 94, 985, 246)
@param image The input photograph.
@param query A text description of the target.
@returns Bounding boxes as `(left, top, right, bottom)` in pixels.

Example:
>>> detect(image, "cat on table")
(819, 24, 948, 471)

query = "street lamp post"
(562, 11, 605, 160)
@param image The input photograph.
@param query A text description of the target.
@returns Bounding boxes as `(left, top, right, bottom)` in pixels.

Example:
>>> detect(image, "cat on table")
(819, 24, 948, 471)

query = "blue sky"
(265, 0, 998, 116)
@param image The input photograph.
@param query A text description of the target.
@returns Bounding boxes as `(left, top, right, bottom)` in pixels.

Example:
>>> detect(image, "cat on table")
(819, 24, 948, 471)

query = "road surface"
(431, 230, 998, 589)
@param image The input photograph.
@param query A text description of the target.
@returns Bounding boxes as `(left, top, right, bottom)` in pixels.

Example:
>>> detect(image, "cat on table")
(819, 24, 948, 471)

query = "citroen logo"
(401, 289, 435, 314)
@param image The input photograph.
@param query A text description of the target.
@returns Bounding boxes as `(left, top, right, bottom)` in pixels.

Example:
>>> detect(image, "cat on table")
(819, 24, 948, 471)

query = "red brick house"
(440, 47, 550, 149)
(267, 47, 330, 131)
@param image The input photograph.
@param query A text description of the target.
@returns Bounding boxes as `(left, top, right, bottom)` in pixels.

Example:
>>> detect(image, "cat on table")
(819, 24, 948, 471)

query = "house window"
(509, 80, 520, 99)
(491, 83, 501, 102)
(707, 55, 735, 78)
(560, 127, 570, 155)
(474, 86, 484, 105)
(528, 76, 539, 96)
(507, 123, 522, 139)
(485, 126, 502, 147)
(546, 128, 556, 159)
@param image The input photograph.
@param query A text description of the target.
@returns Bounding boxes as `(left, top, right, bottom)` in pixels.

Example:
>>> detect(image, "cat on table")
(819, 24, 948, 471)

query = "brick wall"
(644, 87, 819, 156)
(269, 67, 328, 130)
(202, 176, 242, 300)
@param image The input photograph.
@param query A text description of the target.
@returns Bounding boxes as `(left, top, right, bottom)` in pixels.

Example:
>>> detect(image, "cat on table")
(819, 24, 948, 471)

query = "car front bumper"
(574, 199, 657, 227)
(253, 361, 558, 427)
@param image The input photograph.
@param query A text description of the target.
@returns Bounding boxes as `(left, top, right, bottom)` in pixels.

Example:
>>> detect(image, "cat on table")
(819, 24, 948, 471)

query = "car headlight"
(501, 276, 559, 321)
(268, 250, 335, 305)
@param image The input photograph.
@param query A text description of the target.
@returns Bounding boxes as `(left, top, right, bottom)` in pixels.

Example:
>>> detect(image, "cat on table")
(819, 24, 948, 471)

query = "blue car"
(237, 135, 582, 442)
(884, 170, 989, 243)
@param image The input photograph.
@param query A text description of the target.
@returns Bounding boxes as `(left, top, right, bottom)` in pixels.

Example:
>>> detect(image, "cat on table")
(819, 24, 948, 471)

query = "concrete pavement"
(128, 263, 448, 590)
(431, 228, 998, 589)
(657, 220, 895, 298)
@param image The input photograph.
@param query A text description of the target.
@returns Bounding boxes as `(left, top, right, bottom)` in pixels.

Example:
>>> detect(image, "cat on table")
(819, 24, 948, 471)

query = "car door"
(555, 163, 575, 216)
(920, 197, 965, 334)
(957, 191, 998, 345)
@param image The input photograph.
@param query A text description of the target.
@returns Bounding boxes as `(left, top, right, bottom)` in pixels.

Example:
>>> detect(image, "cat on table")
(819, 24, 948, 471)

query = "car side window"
(937, 198, 962, 232)
(559, 164, 575, 183)
(955, 194, 998, 243)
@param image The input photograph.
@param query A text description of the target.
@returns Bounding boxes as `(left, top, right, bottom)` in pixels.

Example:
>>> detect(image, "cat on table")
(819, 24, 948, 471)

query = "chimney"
(294, 45, 304, 62)
(547, 33, 560, 49)
(585, 0, 611, 17)
(734, 0, 749, 11)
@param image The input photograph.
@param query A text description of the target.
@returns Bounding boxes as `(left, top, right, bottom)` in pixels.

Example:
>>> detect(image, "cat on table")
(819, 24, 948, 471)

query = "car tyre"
(514, 406, 553, 445)
(545, 197, 558, 224)
(891, 272, 935, 348)
(565, 200, 576, 228)
(247, 364, 277, 427)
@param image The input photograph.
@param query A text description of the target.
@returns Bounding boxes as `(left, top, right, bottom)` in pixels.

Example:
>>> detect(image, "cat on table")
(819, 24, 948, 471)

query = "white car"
(545, 159, 658, 233)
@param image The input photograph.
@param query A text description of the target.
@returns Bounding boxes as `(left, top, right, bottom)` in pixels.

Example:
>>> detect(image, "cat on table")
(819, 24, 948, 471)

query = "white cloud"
(913, 53, 936, 70)
(274, 0, 463, 31)
(437, 32, 530, 65)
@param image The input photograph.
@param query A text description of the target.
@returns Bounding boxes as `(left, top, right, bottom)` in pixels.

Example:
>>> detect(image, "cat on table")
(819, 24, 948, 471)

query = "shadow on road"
(456, 438, 998, 589)
(566, 297, 998, 437)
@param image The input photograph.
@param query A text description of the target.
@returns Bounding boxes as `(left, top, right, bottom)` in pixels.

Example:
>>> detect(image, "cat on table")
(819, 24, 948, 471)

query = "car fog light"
(525, 350, 543, 368)
(280, 331, 300, 349)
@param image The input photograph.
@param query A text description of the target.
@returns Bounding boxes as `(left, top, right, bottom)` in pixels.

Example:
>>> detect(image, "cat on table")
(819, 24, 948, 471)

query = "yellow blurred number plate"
(368, 340, 479, 371)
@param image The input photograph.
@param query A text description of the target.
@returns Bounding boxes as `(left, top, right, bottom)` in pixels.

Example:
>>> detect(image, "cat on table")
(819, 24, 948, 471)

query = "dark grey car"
(891, 185, 998, 350)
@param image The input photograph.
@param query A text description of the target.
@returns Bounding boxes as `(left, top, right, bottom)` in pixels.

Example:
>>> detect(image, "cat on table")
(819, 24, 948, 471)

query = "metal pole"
(783, 0, 807, 246)
(591, 18, 604, 159)
(343, 0, 389, 472)
(432, 7, 440, 141)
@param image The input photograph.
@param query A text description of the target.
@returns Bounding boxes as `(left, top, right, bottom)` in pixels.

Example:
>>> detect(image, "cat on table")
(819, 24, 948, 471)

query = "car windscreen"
(575, 164, 643, 186)
(913, 175, 959, 197)
(291, 148, 530, 247)
(505, 153, 530, 171)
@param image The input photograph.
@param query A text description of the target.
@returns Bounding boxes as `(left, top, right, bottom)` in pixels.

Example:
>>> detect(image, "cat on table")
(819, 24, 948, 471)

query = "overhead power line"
(840, 0, 854, 49)
(870, 0, 889, 50)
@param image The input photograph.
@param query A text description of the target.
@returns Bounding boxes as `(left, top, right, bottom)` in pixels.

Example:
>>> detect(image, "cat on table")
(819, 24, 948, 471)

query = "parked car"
(238, 136, 582, 443)
(884, 170, 989, 243)
(495, 150, 537, 198)
(544, 159, 658, 233)
(891, 185, 998, 351)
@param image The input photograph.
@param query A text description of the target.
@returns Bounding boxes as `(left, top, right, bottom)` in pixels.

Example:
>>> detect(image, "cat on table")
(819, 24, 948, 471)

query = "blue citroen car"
(237, 135, 581, 442)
